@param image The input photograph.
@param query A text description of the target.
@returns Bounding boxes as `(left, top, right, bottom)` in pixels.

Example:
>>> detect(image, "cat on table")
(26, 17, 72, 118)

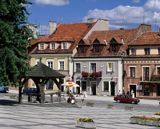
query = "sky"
(27, 0, 160, 34)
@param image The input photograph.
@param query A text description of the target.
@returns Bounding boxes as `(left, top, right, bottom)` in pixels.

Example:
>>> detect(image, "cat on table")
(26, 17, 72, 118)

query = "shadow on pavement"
(0, 99, 18, 106)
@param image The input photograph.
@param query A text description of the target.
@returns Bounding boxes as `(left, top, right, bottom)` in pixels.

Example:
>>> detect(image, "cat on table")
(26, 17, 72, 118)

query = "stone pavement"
(0, 89, 158, 129)
(0, 101, 159, 129)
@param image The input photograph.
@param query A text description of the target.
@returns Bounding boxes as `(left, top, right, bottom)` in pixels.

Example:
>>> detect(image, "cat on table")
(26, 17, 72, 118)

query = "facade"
(72, 24, 150, 96)
(124, 32, 160, 99)
(28, 19, 109, 91)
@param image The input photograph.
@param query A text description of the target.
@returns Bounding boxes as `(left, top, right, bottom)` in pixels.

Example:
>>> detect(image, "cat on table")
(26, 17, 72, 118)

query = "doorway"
(130, 85, 136, 97)
(81, 81, 87, 91)
(111, 81, 115, 96)
(91, 81, 96, 95)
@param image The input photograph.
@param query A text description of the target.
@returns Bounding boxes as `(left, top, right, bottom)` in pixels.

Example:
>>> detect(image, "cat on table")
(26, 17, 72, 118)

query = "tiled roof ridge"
(128, 31, 157, 45)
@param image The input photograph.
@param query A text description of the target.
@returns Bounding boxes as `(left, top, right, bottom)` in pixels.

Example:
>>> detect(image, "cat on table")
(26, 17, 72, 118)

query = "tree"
(0, 0, 32, 86)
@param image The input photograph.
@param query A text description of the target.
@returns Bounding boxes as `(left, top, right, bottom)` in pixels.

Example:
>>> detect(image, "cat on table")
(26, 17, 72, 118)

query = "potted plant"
(76, 117, 96, 129)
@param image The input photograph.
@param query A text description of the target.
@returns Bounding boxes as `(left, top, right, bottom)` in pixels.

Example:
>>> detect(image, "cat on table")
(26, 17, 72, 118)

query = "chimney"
(49, 20, 57, 34)
(137, 24, 151, 36)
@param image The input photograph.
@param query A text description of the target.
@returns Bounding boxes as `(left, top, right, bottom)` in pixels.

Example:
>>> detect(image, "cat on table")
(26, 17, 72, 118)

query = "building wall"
(124, 59, 160, 98)
(73, 58, 122, 96)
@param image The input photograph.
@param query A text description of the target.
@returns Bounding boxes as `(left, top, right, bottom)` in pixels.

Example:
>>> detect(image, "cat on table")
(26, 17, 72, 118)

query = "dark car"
(114, 95, 140, 104)
(22, 88, 37, 94)
(0, 85, 9, 93)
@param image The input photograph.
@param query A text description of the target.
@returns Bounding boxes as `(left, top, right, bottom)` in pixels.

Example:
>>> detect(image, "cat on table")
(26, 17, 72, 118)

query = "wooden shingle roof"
(26, 63, 65, 78)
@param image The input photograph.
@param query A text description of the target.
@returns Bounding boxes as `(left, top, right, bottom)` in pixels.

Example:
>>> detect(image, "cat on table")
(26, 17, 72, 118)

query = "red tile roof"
(29, 22, 96, 54)
(76, 28, 139, 57)
(32, 22, 95, 45)
(129, 32, 160, 46)
(88, 28, 138, 44)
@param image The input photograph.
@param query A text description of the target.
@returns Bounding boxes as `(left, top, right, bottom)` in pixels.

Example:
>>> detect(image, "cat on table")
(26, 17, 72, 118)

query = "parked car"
(0, 85, 9, 93)
(22, 88, 37, 94)
(114, 95, 140, 104)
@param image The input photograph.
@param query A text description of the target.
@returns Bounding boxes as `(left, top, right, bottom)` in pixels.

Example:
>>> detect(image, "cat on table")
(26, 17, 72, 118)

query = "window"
(143, 67, 149, 81)
(158, 48, 160, 55)
(93, 45, 100, 53)
(129, 67, 136, 78)
(80, 47, 85, 53)
(90, 63, 96, 73)
(103, 81, 109, 92)
(50, 43, 55, 50)
(59, 61, 64, 70)
(47, 60, 53, 68)
(35, 59, 40, 65)
(39, 43, 44, 50)
(107, 62, 113, 72)
(144, 48, 150, 55)
(157, 67, 160, 75)
(130, 48, 136, 55)
(62, 42, 67, 49)
(76, 63, 81, 73)
(111, 44, 116, 52)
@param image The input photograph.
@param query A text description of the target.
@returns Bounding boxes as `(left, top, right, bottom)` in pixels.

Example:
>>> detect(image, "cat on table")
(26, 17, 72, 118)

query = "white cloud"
(83, 1, 160, 29)
(34, 0, 69, 6)
(83, 5, 144, 23)
(145, 0, 160, 10)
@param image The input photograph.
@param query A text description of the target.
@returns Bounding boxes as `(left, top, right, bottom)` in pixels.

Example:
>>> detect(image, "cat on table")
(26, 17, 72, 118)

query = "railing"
(81, 71, 102, 77)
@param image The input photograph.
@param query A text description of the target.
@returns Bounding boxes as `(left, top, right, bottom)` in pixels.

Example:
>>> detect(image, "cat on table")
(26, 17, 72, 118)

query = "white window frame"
(49, 43, 55, 50)
(46, 59, 54, 69)
(58, 60, 65, 70)
(102, 81, 109, 92)
(38, 43, 45, 50)
(142, 66, 150, 81)
(75, 63, 81, 73)
(107, 62, 113, 72)
(129, 66, 136, 78)
(156, 66, 160, 75)
(62, 42, 68, 49)
(90, 63, 96, 73)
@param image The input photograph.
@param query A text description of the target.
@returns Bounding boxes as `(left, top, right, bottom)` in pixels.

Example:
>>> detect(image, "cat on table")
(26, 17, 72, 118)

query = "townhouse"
(72, 24, 151, 96)
(28, 19, 109, 91)
(124, 31, 160, 99)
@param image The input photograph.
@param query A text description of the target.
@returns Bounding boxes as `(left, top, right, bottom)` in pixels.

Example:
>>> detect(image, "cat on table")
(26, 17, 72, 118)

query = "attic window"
(62, 42, 67, 49)
(144, 48, 150, 55)
(38, 43, 45, 50)
(93, 45, 100, 52)
(49, 43, 55, 50)
(111, 44, 116, 52)
(130, 48, 136, 55)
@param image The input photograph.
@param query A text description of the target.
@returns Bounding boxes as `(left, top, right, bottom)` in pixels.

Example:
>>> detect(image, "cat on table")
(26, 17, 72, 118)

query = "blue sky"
(28, 0, 160, 34)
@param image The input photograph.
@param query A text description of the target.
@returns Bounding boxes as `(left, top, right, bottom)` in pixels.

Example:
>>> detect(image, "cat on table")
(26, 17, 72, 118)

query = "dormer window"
(130, 48, 136, 55)
(144, 48, 150, 55)
(62, 42, 67, 49)
(49, 43, 55, 50)
(38, 43, 45, 50)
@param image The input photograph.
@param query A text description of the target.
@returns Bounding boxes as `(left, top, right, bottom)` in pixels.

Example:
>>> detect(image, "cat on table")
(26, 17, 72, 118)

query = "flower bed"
(76, 117, 96, 129)
(155, 112, 160, 116)
(130, 116, 160, 127)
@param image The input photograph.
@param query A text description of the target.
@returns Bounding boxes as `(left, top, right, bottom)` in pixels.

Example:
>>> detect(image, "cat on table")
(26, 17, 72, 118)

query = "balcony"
(150, 75, 160, 81)
(81, 71, 102, 77)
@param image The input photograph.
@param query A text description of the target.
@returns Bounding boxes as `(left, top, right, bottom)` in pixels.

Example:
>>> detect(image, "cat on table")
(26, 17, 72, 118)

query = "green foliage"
(130, 116, 160, 121)
(0, 0, 32, 85)
(78, 117, 94, 122)
(154, 112, 160, 116)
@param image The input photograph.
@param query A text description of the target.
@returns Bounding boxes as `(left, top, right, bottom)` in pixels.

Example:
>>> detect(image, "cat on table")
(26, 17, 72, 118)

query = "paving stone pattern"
(0, 102, 159, 129)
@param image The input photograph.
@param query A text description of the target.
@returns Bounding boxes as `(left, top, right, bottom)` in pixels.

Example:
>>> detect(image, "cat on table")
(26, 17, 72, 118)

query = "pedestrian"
(131, 90, 135, 98)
